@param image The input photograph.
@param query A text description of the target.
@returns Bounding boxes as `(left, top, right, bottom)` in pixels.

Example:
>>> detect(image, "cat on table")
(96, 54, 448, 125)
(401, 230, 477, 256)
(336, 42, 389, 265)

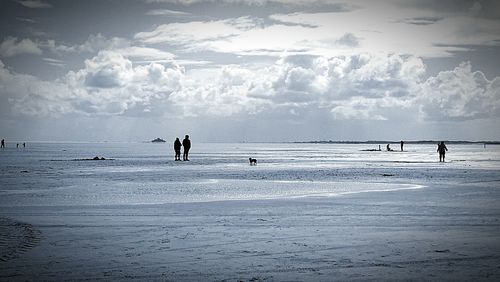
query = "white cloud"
(335, 33, 359, 47)
(419, 62, 500, 120)
(75, 34, 129, 53)
(0, 34, 123, 58)
(135, 2, 500, 58)
(0, 37, 42, 57)
(172, 53, 500, 123)
(42, 57, 65, 67)
(0, 60, 74, 116)
(15, 0, 52, 8)
(135, 18, 246, 46)
(3, 53, 500, 124)
(42, 39, 78, 53)
(115, 46, 176, 62)
(2, 51, 184, 117)
(170, 53, 426, 120)
(170, 65, 270, 117)
(16, 17, 36, 23)
(330, 99, 387, 121)
(146, 9, 191, 16)
(40, 34, 179, 64)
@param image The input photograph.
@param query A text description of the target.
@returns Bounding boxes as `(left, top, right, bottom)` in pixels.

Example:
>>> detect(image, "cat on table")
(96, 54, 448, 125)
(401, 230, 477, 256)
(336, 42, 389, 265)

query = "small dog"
(249, 157, 257, 166)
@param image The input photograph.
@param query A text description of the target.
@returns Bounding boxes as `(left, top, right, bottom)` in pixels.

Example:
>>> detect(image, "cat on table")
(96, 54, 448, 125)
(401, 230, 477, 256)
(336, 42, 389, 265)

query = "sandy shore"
(1, 143, 500, 281)
(1, 180, 500, 281)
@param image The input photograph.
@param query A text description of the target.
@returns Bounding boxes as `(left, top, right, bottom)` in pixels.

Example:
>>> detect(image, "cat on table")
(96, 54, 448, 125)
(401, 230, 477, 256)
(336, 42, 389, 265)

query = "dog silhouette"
(249, 158, 257, 166)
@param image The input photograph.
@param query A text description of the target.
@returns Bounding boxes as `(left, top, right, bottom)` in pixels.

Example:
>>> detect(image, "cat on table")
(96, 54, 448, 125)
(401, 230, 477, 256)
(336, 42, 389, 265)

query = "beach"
(1, 142, 500, 281)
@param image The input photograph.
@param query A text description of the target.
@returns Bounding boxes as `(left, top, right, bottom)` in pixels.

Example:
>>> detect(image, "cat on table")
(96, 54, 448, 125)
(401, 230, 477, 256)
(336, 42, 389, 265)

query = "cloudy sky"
(1, 0, 500, 142)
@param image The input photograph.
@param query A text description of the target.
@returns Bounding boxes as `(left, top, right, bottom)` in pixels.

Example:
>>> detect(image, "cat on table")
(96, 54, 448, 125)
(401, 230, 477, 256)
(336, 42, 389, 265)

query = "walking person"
(1, 139, 4, 148)
(437, 141, 448, 162)
(182, 135, 191, 161)
(174, 138, 182, 161)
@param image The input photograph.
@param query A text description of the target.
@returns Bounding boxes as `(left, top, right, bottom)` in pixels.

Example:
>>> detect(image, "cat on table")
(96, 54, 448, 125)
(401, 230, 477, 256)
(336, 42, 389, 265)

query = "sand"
(1, 143, 499, 281)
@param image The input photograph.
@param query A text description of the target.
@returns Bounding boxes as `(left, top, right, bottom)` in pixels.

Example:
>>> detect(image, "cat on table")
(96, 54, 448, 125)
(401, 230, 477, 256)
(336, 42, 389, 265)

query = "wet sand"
(1, 143, 500, 280)
(1, 180, 500, 281)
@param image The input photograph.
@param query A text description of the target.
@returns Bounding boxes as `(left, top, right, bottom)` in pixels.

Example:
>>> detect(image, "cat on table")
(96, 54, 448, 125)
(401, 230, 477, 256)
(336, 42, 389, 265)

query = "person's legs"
(185, 149, 190, 161)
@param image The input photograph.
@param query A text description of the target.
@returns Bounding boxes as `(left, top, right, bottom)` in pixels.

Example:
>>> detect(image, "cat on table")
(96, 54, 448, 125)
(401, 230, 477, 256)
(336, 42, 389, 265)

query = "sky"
(1, 0, 500, 142)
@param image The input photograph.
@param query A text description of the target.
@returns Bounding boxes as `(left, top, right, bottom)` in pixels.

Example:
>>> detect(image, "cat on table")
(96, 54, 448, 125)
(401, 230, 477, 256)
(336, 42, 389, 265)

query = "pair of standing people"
(174, 135, 191, 161)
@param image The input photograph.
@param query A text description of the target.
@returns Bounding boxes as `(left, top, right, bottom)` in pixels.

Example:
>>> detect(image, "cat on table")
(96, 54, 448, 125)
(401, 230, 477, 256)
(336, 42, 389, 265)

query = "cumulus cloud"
(0, 60, 74, 116)
(170, 54, 500, 123)
(73, 34, 129, 53)
(65, 51, 184, 115)
(419, 62, 500, 120)
(169, 53, 427, 120)
(170, 65, 271, 117)
(2, 51, 184, 117)
(3, 52, 500, 124)
(0, 37, 42, 57)
(0, 34, 126, 58)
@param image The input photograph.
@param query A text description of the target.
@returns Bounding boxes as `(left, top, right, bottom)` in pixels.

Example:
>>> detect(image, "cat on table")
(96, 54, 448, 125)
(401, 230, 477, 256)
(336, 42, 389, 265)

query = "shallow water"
(0, 142, 498, 206)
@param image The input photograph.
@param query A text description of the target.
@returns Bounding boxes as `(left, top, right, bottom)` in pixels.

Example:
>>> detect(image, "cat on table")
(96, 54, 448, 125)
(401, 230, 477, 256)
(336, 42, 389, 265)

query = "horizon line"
(2, 140, 500, 144)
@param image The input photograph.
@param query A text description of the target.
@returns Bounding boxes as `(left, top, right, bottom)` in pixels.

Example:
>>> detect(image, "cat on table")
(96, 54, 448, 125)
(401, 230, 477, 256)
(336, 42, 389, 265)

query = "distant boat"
(151, 138, 166, 143)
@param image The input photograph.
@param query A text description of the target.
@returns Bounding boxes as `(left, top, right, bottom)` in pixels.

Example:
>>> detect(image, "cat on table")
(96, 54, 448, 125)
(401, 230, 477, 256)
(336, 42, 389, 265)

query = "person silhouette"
(400, 140, 404, 151)
(23, 142, 25, 148)
(1, 139, 4, 148)
(174, 138, 182, 161)
(182, 135, 191, 161)
(386, 144, 392, 151)
(16, 143, 19, 148)
(437, 141, 448, 162)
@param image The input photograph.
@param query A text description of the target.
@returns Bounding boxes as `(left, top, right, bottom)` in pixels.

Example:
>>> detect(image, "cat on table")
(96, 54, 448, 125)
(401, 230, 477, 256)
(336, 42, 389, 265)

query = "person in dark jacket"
(182, 135, 191, 161)
(174, 138, 182, 161)
(437, 141, 448, 162)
